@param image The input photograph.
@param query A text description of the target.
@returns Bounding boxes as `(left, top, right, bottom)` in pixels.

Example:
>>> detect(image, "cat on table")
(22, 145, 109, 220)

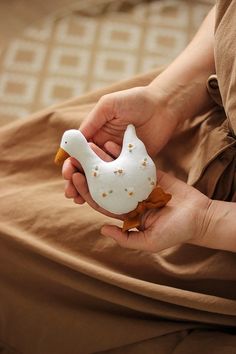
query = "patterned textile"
(0, 0, 213, 124)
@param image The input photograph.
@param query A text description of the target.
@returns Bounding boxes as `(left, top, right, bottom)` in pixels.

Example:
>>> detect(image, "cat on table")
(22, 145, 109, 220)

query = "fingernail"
(101, 229, 108, 237)
(101, 226, 110, 237)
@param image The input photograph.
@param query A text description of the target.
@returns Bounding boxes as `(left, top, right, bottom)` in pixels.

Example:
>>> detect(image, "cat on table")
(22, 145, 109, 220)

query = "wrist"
(192, 199, 236, 252)
(144, 82, 182, 128)
(147, 66, 215, 125)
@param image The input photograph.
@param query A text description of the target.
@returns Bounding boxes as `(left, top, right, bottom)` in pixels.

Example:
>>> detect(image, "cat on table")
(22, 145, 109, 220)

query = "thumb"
(101, 224, 151, 251)
(80, 95, 114, 141)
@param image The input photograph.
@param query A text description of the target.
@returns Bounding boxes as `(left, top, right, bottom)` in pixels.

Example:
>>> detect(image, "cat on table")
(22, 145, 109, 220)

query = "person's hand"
(101, 170, 211, 252)
(62, 146, 211, 253)
(79, 86, 179, 157)
(64, 85, 180, 202)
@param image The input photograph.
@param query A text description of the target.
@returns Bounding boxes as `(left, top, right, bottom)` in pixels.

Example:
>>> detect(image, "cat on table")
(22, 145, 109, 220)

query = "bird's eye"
(65, 141, 67, 144)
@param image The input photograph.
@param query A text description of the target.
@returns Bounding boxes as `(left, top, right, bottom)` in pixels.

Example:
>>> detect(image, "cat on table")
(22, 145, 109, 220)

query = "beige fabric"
(0, 0, 117, 48)
(0, 68, 236, 353)
(0, 0, 214, 125)
(1, 1, 236, 354)
(215, 0, 236, 135)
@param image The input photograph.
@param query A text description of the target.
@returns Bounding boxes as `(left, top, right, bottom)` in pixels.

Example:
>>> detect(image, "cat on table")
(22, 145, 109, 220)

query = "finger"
(89, 142, 113, 162)
(62, 158, 85, 202)
(62, 157, 81, 180)
(65, 180, 80, 199)
(72, 173, 94, 205)
(79, 95, 114, 140)
(103, 141, 121, 158)
(101, 224, 151, 251)
(73, 195, 85, 204)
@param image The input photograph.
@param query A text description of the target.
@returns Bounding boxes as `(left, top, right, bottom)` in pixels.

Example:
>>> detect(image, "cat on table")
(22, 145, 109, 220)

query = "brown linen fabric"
(1, 6, 236, 354)
(0, 69, 236, 354)
(215, 0, 236, 135)
(0, 0, 214, 126)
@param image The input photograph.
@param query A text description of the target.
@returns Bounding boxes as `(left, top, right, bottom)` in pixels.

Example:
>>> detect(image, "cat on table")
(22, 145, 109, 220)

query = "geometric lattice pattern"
(0, 0, 213, 123)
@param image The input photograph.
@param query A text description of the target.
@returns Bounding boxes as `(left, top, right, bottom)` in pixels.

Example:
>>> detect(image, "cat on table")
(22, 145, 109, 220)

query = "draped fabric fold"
(1, 1, 236, 353)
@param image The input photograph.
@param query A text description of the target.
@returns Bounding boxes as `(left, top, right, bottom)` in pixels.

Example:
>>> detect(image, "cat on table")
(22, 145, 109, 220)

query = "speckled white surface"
(60, 124, 157, 214)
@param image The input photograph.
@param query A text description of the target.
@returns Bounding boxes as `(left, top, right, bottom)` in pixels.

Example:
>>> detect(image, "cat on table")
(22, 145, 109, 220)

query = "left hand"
(101, 170, 211, 252)
(62, 143, 211, 253)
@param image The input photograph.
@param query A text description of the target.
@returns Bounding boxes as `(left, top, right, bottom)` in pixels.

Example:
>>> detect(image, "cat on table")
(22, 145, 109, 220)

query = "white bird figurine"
(55, 124, 158, 215)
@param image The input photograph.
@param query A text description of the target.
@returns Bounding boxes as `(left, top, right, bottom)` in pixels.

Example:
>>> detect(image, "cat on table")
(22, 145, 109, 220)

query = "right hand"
(79, 85, 179, 157)
(63, 85, 180, 203)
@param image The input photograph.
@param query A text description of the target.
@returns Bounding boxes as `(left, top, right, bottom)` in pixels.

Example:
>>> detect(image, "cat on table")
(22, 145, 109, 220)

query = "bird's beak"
(54, 147, 70, 166)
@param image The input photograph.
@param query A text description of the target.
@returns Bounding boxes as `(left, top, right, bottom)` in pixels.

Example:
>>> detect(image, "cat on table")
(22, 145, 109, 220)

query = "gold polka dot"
(114, 168, 124, 175)
(125, 187, 134, 196)
(128, 143, 135, 152)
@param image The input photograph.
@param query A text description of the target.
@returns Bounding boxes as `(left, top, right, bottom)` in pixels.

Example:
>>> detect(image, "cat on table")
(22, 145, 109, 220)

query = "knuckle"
(99, 94, 109, 104)
(99, 94, 113, 109)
